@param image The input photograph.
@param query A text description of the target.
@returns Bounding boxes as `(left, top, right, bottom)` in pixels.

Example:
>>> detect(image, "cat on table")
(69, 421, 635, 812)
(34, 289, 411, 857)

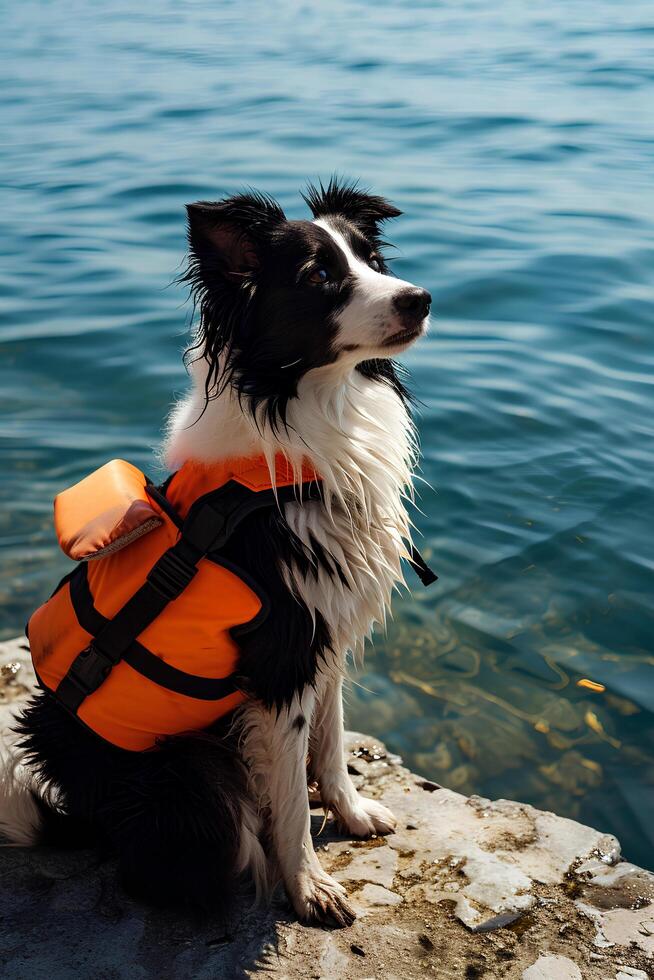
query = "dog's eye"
(308, 267, 331, 284)
(369, 255, 382, 272)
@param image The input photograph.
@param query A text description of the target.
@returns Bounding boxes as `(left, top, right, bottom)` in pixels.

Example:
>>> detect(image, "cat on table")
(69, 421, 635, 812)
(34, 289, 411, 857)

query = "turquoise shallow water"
(1, 2, 653, 866)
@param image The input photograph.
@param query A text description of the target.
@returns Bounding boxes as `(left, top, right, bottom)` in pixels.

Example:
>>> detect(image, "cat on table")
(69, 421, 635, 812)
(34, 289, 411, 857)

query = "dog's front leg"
(310, 668, 397, 838)
(239, 691, 355, 927)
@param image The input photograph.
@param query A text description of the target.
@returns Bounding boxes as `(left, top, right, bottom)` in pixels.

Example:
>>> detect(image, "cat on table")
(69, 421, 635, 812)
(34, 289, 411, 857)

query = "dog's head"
(183, 180, 430, 417)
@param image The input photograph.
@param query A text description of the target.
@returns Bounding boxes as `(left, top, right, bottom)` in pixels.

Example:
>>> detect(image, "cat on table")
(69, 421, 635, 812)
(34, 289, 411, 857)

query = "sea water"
(1, 1, 653, 866)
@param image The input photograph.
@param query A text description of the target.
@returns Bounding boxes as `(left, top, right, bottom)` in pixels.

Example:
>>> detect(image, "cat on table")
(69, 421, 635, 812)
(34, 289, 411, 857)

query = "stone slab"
(1, 635, 653, 979)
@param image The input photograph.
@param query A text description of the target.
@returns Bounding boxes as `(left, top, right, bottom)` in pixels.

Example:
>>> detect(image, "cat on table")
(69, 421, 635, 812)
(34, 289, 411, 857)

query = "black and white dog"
(2, 180, 431, 926)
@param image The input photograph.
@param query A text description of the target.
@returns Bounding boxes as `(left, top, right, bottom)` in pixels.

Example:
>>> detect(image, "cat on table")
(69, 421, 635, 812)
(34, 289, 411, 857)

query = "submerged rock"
(0, 635, 652, 979)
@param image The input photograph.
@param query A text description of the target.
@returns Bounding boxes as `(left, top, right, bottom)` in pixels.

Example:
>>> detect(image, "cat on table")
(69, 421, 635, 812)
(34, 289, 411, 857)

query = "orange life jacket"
(27, 455, 320, 751)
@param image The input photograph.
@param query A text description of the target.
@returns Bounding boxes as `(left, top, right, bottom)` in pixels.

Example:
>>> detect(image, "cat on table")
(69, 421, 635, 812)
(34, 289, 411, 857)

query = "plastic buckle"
(146, 548, 197, 600)
(68, 643, 115, 696)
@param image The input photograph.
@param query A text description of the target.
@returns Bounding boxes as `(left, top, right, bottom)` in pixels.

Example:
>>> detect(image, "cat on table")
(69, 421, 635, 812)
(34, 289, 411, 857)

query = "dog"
(1, 179, 431, 926)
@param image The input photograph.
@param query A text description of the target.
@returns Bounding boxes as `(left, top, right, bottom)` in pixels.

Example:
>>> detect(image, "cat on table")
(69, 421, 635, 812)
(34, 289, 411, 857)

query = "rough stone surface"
(521, 954, 583, 980)
(1, 635, 653, 979)
(356, 883, 403, 910)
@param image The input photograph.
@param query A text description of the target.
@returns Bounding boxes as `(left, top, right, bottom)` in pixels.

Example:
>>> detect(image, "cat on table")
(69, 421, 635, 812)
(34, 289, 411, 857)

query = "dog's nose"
(393, 287, 431, 320)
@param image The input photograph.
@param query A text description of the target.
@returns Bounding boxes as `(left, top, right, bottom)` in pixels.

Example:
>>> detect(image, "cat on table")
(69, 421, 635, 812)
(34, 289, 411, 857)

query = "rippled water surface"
(1, 2, 653, 866)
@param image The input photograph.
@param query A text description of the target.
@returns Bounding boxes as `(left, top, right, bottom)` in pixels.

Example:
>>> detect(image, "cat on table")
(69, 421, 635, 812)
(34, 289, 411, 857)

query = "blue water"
(1, 2, 653, 867)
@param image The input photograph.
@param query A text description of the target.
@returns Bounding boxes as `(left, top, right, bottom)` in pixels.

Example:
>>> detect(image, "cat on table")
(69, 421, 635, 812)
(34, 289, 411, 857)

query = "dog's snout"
(393, 287, 431, 320)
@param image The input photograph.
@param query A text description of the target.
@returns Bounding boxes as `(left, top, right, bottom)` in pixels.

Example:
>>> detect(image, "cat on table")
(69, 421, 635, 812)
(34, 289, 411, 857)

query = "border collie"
(1, 180, 431, 927)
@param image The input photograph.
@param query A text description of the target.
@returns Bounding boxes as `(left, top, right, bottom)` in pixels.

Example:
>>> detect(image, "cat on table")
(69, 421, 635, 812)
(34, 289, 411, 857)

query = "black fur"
(181, 178, 408, 428)
(301, 177, 402, 243)
(357, 356, 413, 410)
(14, 495, 338, 912)
(15, 694, 249, 914)
(15, 179, 418, 914)
(220, 500, 335, 710)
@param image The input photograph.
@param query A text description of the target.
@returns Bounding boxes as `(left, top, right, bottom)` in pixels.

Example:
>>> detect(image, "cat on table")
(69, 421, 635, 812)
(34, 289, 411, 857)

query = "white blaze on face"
(314, 217, 429, 353)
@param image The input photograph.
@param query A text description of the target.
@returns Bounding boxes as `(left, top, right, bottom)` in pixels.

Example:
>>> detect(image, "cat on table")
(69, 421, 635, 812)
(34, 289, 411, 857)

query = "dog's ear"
(186, 192, 286, 281)
(302, 178, 401, 240)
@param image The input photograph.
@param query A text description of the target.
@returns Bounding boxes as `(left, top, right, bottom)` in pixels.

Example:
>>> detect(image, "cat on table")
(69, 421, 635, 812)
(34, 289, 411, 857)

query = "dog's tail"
(0, 744, 96, 849)
(3, 695, 270, 912)
(0, 749, 43, 846)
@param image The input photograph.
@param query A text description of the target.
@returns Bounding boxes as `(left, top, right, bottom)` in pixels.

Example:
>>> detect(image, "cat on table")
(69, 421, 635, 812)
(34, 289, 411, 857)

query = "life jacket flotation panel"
(27, 454, 321, 752)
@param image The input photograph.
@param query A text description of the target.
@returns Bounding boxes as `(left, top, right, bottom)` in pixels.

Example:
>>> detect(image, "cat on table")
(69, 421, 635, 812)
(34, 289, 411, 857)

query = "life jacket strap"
(55, 642, 116, 711)
(52, 562, 242, 710)
(55, 478, 322, 716)
(409, 545, 438, 587)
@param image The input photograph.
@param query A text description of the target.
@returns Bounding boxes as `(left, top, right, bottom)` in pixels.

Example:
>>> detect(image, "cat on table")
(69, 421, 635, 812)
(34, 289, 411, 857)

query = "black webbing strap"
(65, 565, 239, 701)
(409, 545, 438, 587)
(56, 478, 322, 714)
(144, 481, 183, 529)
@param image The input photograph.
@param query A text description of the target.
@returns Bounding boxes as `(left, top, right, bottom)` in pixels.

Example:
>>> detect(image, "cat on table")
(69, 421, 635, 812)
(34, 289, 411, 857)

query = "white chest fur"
(165, 357, 417, 658)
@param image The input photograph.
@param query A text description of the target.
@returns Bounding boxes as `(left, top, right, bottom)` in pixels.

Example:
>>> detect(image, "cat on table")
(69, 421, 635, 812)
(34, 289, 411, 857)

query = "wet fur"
(3, 179, 430, 926)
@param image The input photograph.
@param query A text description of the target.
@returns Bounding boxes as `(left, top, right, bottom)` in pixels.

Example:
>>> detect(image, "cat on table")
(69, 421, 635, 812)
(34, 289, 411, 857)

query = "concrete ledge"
(1, 636, 651, 979)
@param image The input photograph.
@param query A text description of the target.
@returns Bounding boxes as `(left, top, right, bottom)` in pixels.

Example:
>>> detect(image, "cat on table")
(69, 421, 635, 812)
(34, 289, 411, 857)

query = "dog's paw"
(288, 867, 356, 928)
(334, 795, 397, 838)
